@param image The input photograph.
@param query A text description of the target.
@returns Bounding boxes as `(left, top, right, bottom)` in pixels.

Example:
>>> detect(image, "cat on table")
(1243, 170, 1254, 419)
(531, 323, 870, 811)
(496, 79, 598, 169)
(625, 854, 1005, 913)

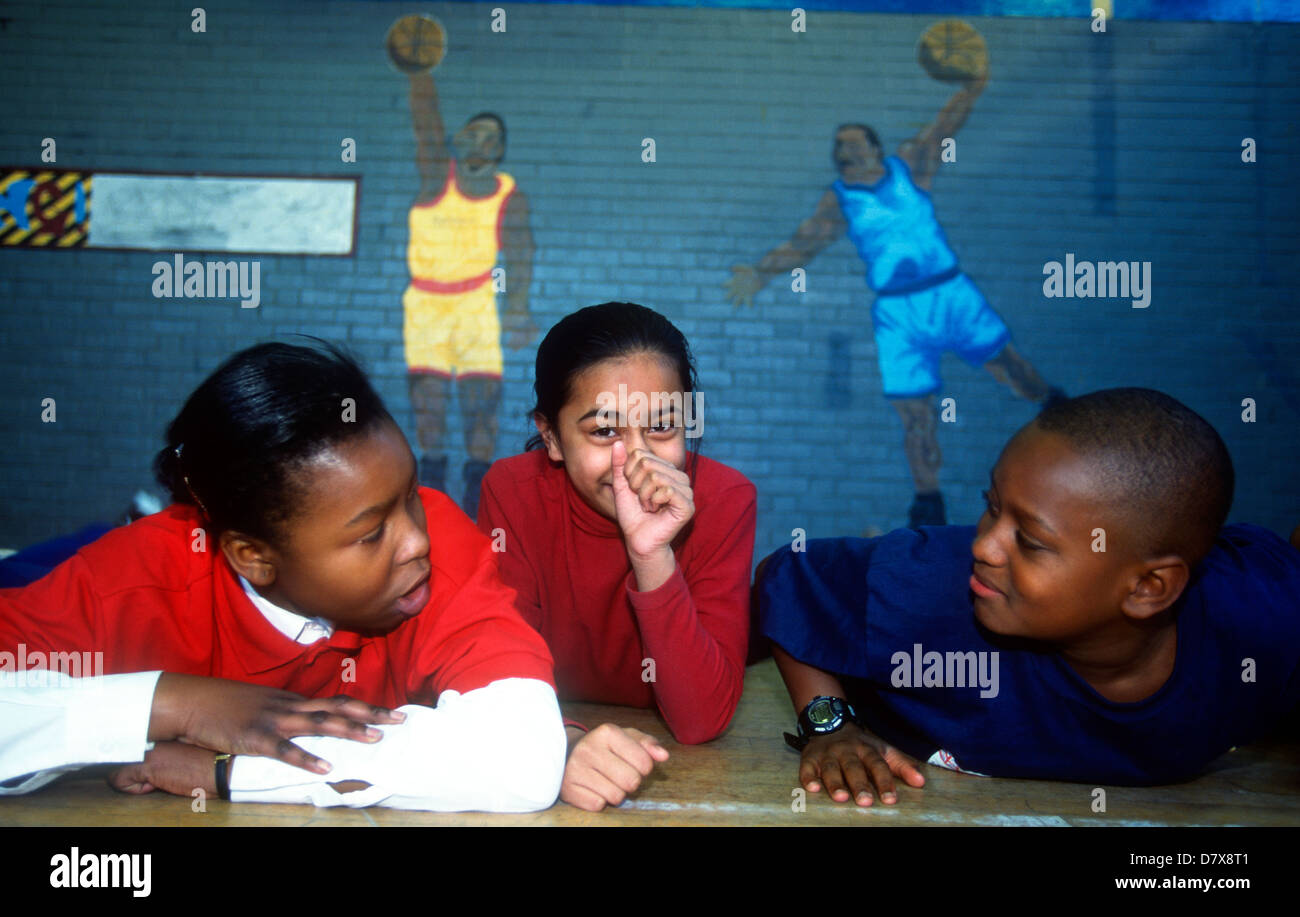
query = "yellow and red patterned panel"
(0, 169, 91, 248)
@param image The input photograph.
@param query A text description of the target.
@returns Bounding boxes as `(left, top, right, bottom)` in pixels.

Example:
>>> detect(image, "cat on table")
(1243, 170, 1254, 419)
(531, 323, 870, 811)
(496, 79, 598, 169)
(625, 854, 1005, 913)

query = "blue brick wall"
(1, 1, 1297, 561)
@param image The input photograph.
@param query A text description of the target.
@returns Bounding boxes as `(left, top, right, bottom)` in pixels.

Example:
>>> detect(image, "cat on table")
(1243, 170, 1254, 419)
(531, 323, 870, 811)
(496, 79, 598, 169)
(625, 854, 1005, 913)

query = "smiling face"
(224, 419, 432, 634)
(969, 426, 1147, 645)
(535, 352, 688, 521)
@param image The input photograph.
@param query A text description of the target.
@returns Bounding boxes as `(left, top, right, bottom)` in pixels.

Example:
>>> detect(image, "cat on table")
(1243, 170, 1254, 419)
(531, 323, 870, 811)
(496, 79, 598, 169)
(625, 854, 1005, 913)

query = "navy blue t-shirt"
(760, 524, 1300, 785)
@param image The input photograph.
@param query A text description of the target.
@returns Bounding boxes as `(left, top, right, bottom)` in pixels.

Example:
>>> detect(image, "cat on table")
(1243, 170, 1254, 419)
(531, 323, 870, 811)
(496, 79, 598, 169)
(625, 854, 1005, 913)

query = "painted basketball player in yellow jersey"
(404, 70, 537, 517)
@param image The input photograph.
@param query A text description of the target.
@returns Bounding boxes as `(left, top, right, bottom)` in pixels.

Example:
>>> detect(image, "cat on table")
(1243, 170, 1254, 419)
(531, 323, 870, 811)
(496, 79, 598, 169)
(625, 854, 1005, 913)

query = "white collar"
(238, 575, 334, 645)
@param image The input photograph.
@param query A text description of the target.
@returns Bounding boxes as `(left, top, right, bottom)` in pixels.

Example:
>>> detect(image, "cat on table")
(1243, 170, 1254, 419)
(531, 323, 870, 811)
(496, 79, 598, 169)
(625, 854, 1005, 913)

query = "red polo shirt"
(0, 488, 555, 707)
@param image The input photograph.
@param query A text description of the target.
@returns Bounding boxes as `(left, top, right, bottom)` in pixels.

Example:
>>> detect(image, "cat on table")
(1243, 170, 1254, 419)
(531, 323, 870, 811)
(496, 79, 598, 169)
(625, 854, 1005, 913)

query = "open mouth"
(394, 573, 432, 617)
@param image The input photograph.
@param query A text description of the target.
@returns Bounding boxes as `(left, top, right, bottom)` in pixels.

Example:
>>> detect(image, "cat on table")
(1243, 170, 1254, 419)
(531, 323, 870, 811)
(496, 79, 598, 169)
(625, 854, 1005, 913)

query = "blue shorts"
(870, 272, 1010, 399)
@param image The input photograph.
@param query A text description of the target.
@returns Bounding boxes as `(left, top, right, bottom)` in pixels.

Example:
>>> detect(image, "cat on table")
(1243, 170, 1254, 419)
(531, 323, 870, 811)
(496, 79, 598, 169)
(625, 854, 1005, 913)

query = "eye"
(359, 524, 386, 545)
(1016, 531, 1044, 552)
(591, 426, 618, 440)
(981, 489, 998, 517)
(648, 421, 677, 435)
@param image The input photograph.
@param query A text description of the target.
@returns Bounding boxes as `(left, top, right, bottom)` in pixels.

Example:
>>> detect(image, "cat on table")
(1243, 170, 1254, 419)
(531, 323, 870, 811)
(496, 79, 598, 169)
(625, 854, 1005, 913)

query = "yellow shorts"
(402, 281, 502, 377)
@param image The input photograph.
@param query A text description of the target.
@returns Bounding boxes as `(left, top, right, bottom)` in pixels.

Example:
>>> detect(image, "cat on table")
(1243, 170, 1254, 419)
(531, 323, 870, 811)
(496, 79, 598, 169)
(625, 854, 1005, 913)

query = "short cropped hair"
(1033, 388, 1234, 564)
(834, 123, 882, 152)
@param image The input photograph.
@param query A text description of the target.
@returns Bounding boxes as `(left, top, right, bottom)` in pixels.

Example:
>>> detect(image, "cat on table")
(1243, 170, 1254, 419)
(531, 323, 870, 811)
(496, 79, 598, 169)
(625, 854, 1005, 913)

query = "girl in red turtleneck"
(477, 302, 757, 812)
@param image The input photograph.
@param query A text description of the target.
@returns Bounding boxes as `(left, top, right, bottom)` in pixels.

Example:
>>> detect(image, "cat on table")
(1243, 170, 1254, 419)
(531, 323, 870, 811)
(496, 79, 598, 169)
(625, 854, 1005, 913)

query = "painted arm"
(725, 189, 846, 307)
(500, 190, 538, 349)
(899, 70, 988, 190)
(409, 71, 451, 201)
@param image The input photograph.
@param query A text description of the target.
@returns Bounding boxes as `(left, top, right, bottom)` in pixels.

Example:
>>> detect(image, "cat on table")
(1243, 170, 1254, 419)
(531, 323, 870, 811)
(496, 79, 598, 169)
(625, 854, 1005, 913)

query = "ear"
(219, 530, 278, 588)
(533, 414, 564, 463)
(1120, 555, 1190, 620)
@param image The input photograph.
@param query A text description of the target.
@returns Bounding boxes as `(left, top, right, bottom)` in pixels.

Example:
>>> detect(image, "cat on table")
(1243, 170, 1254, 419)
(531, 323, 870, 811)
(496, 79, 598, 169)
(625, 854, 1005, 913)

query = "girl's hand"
(799, 724, 926, 806)
(108, 741, 215, 797)
(561, 723, 670, 812)
(149, 674, 405, 775)
(611, 440, 695, 584)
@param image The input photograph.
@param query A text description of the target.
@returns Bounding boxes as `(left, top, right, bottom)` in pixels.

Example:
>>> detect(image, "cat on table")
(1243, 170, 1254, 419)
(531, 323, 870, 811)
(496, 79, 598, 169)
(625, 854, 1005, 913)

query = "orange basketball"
(917, 20, 988, 83)
(386, 15, 446, 73)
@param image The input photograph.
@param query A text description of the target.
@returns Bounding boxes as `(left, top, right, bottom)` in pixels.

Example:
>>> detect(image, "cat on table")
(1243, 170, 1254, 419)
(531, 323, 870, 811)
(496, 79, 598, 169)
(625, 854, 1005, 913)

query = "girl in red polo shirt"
(0, 341, 563, 811)
(477, 302, 757, 811)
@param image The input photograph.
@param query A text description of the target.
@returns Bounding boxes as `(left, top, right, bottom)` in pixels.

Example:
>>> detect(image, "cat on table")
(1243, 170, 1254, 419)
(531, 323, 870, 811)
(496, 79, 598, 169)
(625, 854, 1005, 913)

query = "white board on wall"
(86, 174, 358, 255)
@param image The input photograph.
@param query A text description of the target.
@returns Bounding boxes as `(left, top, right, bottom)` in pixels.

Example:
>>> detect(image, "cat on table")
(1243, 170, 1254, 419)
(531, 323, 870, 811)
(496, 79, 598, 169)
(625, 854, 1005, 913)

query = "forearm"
(502, 250, 533, 315)
(229, 678, 566, 812)
(772, 642, 849, 715)
(932, 84, 981, 139)
(631, 568, 746, 745)
(0, 669, 161, 794)
(408, 71, 446, 145)
(628, 545, 675, 593)
(755, 241, 813, 276)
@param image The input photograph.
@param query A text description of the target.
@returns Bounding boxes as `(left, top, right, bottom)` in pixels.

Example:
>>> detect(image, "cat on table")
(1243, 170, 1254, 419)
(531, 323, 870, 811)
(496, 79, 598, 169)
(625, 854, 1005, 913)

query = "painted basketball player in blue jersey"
(727, 69, 1062, 527)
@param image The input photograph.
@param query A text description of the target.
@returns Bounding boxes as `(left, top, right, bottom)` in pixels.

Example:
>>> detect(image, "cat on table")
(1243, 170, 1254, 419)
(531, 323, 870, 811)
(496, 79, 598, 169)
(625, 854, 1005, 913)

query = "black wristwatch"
(783, 696, 860, 751)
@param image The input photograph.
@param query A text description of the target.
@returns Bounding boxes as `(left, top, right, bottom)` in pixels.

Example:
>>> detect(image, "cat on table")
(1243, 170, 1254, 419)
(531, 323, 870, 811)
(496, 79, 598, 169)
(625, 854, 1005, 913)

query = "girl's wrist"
(627, 545, 675, 592)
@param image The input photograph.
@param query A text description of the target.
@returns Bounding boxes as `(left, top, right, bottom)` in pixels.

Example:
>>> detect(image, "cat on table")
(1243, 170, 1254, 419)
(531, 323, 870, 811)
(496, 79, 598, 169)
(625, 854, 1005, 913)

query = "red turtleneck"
(477, 449, 757, 744)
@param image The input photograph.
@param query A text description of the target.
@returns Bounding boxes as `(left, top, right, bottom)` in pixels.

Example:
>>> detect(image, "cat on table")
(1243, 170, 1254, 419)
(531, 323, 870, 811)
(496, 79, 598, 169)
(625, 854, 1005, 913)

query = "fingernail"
(366, 727, 383, 739)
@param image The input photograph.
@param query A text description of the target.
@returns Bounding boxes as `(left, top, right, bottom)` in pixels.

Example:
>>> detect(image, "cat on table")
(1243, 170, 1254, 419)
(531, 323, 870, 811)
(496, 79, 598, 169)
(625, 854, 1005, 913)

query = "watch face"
(808, 698, 838, 727)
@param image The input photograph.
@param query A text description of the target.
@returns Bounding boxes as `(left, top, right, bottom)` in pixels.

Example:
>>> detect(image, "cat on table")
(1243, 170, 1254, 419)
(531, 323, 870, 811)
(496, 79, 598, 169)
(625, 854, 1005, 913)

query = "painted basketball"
(386, 15, 446, 73)
(917, 20, 987, 83)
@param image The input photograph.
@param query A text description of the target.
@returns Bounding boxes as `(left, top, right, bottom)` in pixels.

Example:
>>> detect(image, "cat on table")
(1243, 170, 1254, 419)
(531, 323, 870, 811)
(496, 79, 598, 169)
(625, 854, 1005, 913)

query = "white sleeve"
(0, 669, 162, 795)
(229, 677, 566, 812)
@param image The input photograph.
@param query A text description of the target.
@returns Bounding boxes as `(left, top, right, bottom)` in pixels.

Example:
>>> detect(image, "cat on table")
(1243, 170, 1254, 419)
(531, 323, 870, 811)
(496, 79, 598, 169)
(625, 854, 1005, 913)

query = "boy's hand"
(150, 674, 405, 775)
(108, 741, 215, 797)
(799, 724, 925, 806)
(560, 723, 669, 812)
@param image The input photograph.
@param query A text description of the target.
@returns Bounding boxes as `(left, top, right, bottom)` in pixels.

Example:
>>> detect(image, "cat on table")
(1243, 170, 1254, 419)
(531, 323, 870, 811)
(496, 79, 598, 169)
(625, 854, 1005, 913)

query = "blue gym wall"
(0, 0, 1297, 555)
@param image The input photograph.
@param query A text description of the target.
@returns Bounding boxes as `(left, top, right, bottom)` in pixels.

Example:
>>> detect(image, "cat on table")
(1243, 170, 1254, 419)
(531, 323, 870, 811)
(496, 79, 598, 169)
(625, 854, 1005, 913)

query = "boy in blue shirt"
(760, 388, 1300, 805)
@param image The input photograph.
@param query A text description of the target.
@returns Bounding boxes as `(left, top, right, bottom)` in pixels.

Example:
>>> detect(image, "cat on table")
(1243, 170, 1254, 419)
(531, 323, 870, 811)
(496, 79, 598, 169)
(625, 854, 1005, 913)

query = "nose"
(622, 426, 647, 454)
(396, 497, 431, 565)
(971, 513, 1006, 569)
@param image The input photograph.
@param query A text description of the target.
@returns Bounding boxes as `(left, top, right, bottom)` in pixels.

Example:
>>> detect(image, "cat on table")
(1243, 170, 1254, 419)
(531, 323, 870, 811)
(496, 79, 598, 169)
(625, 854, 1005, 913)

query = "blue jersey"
(832, 156, 958, 295)
(760, 524, 1300, 785)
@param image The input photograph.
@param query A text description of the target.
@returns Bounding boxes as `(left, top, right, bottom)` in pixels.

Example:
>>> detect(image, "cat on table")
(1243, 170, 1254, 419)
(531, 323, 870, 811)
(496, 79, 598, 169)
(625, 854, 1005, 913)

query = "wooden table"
(2, 659, 1297, 827)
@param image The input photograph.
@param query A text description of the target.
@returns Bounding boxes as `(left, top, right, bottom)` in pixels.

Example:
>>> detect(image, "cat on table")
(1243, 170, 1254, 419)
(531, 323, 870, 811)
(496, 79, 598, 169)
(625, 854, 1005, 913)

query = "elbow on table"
(670, 721, 727, 746)
(499, 695, 567, 812)
(506, 741, 565, 812)
(666, 684, 743, 746)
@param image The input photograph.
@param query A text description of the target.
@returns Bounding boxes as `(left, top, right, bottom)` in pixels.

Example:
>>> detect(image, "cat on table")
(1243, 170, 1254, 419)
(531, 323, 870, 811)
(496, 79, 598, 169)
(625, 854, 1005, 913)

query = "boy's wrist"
(784, 696, 861, 751)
